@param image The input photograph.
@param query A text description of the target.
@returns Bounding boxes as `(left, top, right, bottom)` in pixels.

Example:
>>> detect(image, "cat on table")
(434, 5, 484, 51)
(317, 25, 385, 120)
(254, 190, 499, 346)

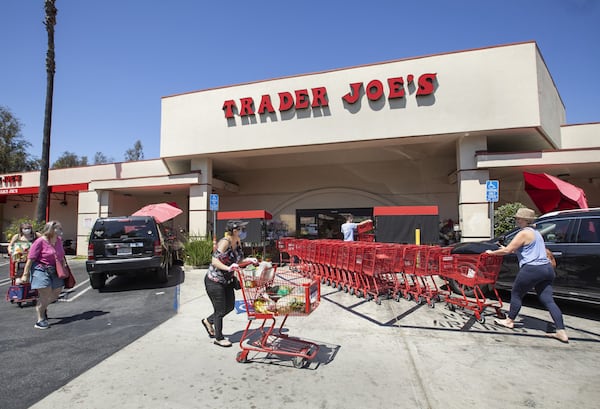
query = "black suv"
(86, 216, 176, 290)
(451, 208, 600, 304)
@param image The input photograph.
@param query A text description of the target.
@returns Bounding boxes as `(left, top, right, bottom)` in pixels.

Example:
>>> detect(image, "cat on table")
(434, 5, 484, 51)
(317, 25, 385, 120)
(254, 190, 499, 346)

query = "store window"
(296, 208, 372, 239)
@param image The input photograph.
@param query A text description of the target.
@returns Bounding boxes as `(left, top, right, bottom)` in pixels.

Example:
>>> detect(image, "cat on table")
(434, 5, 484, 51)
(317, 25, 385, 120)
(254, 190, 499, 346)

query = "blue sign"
(486, 180, 499, 202)
(209, 193, 219, 211)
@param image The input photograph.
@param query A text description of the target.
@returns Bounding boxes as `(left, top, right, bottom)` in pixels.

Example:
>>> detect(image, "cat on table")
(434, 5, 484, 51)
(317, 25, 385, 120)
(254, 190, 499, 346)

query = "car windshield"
(93, 219, 155, 239)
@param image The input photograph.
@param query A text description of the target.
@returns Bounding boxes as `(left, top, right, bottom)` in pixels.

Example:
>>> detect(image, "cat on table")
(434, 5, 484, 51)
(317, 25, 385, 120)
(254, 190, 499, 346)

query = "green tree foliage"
(93, 151, 113, 164)
(0, 106, 40, 172)
(52, 151, 88, 168)
(124, 140, 144, 161)
(494, 202, 526, 237)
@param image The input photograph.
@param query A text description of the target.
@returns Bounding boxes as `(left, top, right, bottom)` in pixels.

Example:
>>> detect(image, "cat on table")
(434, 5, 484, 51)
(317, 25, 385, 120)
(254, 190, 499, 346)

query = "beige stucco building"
(1, 41, 599, 255)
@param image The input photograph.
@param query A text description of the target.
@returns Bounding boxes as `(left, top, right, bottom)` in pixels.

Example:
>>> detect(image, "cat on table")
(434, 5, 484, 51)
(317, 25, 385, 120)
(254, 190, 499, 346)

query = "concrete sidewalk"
(31, 268, 600, 409)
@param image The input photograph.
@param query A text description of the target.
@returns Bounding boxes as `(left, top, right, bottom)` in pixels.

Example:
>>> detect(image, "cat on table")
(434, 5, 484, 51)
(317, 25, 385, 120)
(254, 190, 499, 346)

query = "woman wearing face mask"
(8, 222, 36, 263)
(19, 221, 66, 330)
(202, 220, 257, 347)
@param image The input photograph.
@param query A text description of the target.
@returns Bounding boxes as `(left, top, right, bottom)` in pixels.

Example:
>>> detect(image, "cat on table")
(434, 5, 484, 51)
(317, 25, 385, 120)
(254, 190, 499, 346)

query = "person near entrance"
(202, 220, 258, 347)
(341, 214, 372, 241)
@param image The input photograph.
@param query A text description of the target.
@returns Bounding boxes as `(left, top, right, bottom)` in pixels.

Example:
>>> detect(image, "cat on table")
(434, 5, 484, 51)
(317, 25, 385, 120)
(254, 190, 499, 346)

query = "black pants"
(204, 275, 235, 340)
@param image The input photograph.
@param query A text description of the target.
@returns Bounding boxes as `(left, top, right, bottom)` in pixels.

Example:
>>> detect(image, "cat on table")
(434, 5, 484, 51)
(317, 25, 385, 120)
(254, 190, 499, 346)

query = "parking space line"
(60, 280, 92, 302)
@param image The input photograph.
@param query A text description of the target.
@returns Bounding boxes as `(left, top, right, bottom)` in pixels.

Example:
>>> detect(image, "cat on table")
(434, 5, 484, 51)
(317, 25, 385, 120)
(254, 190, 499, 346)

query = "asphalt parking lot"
(28, 267, 600, 409)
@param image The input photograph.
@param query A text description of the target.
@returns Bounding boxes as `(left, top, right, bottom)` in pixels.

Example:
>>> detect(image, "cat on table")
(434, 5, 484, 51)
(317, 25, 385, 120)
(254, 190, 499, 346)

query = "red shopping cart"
(440, 252, 505, 323)
(235, 264, 321, 368)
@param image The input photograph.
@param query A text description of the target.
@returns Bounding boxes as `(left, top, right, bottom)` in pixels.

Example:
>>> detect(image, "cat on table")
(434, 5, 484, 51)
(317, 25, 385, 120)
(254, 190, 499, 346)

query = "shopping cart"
(402, 246, 451, 307)
(6, 259, 38, 308)
(440, 252, 505, 323)
(235, 263, 321, 368)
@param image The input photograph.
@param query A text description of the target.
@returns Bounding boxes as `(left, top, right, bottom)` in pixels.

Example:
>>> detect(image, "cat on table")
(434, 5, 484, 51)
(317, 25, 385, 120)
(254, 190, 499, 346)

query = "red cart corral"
(235, 263, 321, 368)
(439, 252, 505, 323)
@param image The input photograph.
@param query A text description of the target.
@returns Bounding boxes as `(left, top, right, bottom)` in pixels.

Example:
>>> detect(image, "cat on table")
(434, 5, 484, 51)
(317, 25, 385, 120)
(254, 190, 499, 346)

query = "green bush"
(494, 202, 526, 237)
(183, 235, 214, 267)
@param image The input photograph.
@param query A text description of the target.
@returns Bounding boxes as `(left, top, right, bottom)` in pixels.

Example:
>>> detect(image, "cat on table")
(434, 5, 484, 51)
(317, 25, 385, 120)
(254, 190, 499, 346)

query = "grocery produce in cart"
(235, 264, 321, 368)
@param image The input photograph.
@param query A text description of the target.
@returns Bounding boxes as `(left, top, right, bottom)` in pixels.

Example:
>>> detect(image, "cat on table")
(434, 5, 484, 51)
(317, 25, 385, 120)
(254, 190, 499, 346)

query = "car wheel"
(89, 273, 106, 290)
(156, 260, 169, 283)
(448, 278, 476, 298)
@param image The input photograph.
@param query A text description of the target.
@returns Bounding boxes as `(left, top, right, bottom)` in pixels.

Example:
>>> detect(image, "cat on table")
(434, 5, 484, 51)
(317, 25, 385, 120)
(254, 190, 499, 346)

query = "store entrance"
(296, 208, 372, 239)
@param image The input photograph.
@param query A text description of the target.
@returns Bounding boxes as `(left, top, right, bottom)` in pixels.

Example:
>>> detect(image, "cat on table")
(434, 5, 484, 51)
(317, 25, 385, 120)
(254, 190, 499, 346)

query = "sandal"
(546, 331, 569, 344)
(494, 318, 514, 329)
(202, 319, 215, 338)
(214, 338, 232, 347)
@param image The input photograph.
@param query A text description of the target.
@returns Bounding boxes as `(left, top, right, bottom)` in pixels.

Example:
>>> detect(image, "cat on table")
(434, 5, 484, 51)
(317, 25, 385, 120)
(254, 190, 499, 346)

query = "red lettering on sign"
(295, 89, 310, 109)
(257, 95, 275, 114)
(342, 82, 362, 104)
(223, 100, 236, 119)
(416, 73, 437, 96)
(311, 87, 328, 107)
(239, 97, 255, 116)
(278, 92, 294, 111)
(366, 80, 384, 101)
(387, 77, 405, 99)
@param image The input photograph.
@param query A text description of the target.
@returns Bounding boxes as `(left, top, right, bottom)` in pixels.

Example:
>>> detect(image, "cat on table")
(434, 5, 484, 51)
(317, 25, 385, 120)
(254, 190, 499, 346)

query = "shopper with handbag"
(202, 220, 258, 347)
(19, 220, 66, 330)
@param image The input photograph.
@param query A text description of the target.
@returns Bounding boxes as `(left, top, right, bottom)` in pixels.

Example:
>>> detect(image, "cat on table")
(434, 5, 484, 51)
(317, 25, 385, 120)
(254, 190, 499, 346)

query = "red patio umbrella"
(523, 172, 589, 214)
(132, 202, 183, 223)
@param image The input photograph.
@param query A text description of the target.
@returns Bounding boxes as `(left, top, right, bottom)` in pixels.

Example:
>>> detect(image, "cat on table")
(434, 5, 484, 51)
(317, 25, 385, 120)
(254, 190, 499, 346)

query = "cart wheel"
(404, 293, 412, 301)
(428, 300, 435, 308)
(349, 288, 355, 296)
(394, 294, 402, 302)
(343, 285, 349, 293)
(375, 297, 382, 305)
(476, 315, 486, 324)
(292, 356, 307, 369)
(447, 304, 456, 312)
(417, 296, 425, 305)
(356, 290, 363, 298)
(17, 302, 23, 308)
(337, 283, 343, 291)
(236, 351, 249, 363)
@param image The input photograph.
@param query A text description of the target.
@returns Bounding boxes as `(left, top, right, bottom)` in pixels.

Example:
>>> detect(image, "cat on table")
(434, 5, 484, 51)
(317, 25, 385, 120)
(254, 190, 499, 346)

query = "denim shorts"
(31, 263, 64, 290)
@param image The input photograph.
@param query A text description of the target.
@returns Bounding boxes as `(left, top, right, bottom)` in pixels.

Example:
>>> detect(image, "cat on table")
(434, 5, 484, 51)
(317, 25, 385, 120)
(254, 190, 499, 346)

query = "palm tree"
(36, 0, 57, 223)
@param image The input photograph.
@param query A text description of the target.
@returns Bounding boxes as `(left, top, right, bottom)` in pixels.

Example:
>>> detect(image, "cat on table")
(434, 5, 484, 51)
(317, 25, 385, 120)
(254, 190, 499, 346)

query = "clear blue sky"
(2, 0, 599, 165)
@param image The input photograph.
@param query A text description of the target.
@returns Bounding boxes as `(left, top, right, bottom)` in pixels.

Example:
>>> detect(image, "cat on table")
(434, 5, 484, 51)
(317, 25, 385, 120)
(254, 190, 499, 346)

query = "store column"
(456, 135, 491, 242)
(188, 158, 212, 238)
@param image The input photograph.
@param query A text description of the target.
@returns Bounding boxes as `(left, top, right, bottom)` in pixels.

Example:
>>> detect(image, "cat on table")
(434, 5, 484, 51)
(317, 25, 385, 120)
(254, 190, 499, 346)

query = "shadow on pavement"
(51, 309, 110, 325)
(99, 266, 185, 293)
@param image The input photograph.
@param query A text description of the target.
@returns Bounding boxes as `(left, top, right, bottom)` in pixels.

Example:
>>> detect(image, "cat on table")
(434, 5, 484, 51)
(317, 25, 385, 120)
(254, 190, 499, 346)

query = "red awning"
(523, 172, 589, 214)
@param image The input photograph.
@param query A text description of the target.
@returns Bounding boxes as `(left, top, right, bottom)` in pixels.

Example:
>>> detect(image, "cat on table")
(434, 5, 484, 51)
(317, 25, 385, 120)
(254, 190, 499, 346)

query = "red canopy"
(132, 202, 183, 223)
(523, 172, 588, 214)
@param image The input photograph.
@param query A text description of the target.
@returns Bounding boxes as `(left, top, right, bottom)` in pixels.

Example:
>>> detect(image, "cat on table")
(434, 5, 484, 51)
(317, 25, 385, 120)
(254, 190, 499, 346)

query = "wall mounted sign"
(222, 73, 437, 120)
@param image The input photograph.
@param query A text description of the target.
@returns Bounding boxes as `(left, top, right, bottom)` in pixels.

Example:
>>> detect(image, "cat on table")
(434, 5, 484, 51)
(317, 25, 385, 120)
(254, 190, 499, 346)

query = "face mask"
(239, 231, 247, 241)
(22, 228, 32, 235)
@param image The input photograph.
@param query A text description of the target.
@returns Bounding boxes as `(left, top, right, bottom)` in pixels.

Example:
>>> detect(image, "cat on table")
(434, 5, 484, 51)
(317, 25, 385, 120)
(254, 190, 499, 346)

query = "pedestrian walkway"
(30, 268, 600, 409)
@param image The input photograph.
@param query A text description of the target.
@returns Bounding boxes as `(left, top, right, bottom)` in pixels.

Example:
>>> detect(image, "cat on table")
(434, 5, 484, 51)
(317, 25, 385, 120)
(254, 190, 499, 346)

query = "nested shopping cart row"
(277, 238, 505, 321)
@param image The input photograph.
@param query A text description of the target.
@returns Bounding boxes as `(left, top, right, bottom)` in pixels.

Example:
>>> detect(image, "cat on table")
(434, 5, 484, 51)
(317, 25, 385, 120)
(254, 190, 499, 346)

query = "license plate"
(117, 247, 132, 255)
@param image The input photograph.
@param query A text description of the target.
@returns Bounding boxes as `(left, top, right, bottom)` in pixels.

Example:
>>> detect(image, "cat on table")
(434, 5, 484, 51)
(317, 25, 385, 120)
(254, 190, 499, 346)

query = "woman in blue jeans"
(202, 220, 257, 347)
(486, 207, 568, 343)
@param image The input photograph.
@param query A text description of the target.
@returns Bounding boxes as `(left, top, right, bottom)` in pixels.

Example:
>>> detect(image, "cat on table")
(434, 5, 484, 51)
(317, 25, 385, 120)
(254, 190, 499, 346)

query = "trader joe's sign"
(222, 73, 437, 119)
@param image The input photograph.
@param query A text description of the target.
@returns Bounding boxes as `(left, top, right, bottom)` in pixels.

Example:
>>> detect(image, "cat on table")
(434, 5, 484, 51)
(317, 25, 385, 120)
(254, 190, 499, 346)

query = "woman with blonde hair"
(19, 221, 66, 330)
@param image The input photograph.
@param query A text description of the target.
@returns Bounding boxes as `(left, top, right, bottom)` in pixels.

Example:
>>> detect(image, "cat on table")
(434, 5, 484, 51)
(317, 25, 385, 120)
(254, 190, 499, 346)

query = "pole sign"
(209, 194, 219, 211)
(486, 180, 499, 202)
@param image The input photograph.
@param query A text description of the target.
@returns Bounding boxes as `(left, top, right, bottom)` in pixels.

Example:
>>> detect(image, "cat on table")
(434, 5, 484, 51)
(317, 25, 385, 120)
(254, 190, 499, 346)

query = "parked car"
(449, 207, 600, 304)
(86, 216, 178, 290)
